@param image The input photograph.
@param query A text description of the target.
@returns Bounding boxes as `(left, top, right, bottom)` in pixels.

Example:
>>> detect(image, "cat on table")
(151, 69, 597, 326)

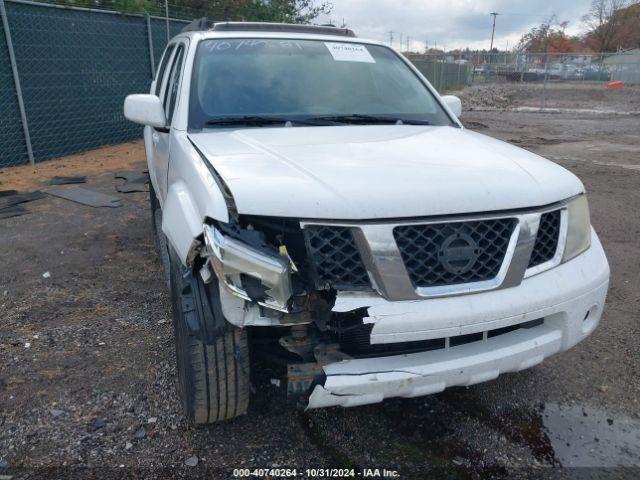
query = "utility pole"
(399, 33, 403, 51)
(406, 36, 410, 52)
(489, 12, 499, 53)
(389, 31, 394, 47)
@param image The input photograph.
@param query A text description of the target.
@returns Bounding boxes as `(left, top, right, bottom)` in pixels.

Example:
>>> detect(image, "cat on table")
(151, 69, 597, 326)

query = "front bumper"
(308, 229, 609, 408)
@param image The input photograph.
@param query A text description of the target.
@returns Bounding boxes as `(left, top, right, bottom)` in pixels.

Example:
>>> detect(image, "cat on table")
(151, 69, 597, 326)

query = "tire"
(169, 248, 250, 424)
(149, 183, 170, 288)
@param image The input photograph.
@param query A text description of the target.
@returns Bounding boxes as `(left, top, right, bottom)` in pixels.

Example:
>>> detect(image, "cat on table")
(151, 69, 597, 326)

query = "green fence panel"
(410, 59, 469, 92)
(0, 1, 192, 168)
(5, 1, 152, 164)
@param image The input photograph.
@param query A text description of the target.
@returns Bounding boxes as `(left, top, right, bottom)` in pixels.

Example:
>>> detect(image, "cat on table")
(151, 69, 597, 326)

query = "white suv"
(124, 22, 609, 424)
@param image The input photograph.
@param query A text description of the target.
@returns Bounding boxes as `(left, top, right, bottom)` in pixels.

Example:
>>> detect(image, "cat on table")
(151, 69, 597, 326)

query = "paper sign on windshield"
(325, 43, 375, 63)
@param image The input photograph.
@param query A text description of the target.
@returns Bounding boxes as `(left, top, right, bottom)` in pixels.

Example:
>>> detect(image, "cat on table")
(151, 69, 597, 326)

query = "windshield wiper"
(205, 116, 314, 127)
(305, 114, 430, 125)
(205, 114, 431, 127)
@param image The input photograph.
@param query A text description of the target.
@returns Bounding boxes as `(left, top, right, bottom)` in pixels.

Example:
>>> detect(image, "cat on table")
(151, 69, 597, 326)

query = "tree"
(611, 2, 640, 49)
(582, 0, 630, 51)
(248, 0, 332, 23)
(48, 0, 332, 22)
(517, 18, 576, 53)
(160, 0, 332, 22)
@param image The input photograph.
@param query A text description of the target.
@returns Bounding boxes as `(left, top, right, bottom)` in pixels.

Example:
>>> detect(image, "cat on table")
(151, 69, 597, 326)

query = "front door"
(151, 42, 186, 202)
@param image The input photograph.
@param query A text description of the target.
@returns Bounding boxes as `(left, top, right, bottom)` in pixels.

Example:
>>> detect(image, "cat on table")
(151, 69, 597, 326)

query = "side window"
(164, 45, 185, 125)
(154, 44, 175, 96)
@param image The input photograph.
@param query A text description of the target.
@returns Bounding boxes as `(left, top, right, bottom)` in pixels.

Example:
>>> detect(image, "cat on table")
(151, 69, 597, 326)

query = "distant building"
(604, 49, 640, 84)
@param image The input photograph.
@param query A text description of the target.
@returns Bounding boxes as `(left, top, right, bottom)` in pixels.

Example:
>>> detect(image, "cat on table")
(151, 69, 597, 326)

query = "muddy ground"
(1, 85, 639, 479)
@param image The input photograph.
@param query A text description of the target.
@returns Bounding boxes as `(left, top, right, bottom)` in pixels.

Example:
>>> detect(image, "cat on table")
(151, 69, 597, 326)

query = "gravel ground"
(1, 88, 639, 479)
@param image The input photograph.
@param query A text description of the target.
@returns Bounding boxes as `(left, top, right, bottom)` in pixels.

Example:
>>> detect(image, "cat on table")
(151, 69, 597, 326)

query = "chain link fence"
(406, 50, 640, 113)
(407, 51, 640, 85)
(0, 0, 188, 167)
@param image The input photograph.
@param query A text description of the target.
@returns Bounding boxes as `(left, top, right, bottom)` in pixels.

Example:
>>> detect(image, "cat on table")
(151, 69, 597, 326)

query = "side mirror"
(124, 94, 166, 128)
(441, 95, 462, 117)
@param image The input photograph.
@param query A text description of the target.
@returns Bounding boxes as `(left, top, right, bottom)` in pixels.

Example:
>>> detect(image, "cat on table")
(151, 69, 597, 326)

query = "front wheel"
(169, 248, 250, 424)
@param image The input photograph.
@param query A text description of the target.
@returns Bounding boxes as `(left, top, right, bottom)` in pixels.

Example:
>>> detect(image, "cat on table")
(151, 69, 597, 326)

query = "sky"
(316, 0, 595, 51)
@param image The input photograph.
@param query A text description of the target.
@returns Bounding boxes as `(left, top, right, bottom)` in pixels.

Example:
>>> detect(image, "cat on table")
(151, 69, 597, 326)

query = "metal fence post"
(1, 0, 34, 165)
(598, 53, 604, 81)
(165, 0, 170, 43)
(540, 52, 549, 111)
(146, 13, 155, 78)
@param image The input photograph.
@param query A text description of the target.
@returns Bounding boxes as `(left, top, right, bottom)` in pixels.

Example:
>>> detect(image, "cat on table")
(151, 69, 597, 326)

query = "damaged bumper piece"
(307, 324, 563, 408)
(304, 230, 609, 408)
(307, 280, 608, 408)
(202, 224, 293, 312)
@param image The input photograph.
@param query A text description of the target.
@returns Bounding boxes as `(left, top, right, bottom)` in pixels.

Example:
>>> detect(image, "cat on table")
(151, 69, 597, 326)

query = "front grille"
(394, 218, 517, 288)
(303, 225, 370, 289)
(528, 210, 561, 268)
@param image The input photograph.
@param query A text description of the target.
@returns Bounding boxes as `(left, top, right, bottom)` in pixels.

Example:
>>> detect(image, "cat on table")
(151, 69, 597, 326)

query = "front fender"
(162, 132, 231, 265)
(162, 181, 202, 262)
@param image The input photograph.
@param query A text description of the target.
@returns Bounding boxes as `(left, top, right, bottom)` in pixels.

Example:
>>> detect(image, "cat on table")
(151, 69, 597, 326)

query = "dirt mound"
(455, 82, 640, 112)
(456, 84, 520, 110)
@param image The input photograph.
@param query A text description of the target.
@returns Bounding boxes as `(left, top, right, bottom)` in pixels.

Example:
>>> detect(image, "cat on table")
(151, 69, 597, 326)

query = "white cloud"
(317, 0, 594, 51)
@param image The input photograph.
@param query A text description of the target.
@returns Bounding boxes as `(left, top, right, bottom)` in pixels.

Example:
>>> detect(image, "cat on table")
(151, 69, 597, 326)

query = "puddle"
(513, 106, 640, 115)
(541, 403, 640, 467)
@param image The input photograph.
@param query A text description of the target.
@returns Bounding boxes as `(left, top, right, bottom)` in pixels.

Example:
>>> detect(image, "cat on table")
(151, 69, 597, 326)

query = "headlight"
(562, 195, 591, 262)
(202, 224, 293, 312)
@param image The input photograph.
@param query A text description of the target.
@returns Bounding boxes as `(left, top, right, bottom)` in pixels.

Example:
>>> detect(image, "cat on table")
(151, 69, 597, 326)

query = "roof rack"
(212, 22, 357, 37)
(181, 19, 356, 37)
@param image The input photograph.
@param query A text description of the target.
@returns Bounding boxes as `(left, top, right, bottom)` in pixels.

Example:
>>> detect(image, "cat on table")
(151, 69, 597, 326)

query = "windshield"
(189, 38, 454, 129)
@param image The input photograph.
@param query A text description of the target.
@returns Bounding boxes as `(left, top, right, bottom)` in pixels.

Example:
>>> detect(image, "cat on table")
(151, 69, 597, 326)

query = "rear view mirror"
(124, 94, 166, 128)
(441, 95, 462, 117)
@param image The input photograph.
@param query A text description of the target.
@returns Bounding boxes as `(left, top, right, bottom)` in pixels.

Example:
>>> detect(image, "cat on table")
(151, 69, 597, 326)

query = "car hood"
(188, 125, 583, 220)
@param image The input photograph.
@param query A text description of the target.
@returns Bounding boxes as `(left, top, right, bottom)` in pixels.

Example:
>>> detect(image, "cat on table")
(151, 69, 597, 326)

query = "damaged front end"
(195, 216, 375, 405)
(198, 216, 340, 325)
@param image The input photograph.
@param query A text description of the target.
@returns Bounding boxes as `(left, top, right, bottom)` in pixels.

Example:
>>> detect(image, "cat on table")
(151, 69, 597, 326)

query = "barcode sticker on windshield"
(325, 43, 375, 63)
